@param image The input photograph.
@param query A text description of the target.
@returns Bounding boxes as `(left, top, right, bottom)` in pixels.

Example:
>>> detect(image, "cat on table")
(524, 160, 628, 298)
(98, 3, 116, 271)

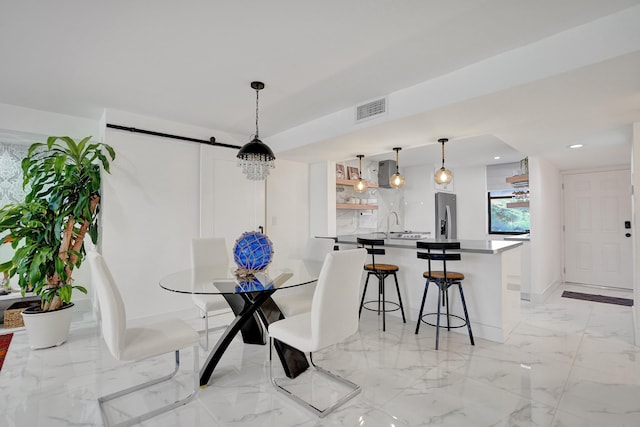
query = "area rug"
(562, 291, 633, 307)
(0, 333, 13, 372)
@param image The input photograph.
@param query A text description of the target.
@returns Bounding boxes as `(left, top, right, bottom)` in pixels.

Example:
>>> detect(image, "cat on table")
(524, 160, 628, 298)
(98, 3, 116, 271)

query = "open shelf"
(336, 178, 379, 188)
(336, 203, 378, 210)
(506, 201, 529, 208)
(506, 174, 529, 184)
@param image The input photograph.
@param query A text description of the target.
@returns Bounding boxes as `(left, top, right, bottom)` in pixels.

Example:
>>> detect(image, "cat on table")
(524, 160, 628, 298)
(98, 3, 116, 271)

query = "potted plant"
(0, 136, 115, 349)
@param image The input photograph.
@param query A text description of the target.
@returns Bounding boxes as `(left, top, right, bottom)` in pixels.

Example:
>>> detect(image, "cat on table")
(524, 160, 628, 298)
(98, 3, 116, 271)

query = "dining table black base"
(199, 290, 310, 387)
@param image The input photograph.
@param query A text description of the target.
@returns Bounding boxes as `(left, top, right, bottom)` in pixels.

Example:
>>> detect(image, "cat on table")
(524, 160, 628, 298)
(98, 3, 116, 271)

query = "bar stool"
(415, 241, 474, 349)
(357, 237, 406, 331)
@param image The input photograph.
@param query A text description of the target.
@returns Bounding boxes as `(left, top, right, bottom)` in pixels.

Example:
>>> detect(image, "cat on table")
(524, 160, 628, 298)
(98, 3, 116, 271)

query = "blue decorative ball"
(233, 231, 274, 274)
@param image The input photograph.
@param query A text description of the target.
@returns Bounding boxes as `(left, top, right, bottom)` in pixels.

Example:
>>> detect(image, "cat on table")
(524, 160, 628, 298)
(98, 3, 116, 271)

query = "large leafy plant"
(0, 136, 115, 311)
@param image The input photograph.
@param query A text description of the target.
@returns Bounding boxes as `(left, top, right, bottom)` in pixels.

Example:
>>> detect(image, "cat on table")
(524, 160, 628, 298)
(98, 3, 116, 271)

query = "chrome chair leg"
(98, 347, 199, 427)
(198, 309, 228, 351)
(269, 338, 360, 418)
(203, 309, 209, 351)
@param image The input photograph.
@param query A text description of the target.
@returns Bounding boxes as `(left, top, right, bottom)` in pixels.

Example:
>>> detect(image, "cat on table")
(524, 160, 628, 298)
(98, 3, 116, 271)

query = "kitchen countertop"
(503, 233, 530, 241)
(334, 233, 522, 254)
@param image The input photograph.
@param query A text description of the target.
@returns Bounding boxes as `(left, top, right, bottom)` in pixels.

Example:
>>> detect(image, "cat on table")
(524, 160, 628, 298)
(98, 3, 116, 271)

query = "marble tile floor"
(1, 283, 639, 426)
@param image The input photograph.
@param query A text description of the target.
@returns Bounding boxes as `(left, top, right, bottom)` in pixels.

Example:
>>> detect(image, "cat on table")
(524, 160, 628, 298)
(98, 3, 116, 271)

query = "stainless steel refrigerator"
(435, 192, 457, 240)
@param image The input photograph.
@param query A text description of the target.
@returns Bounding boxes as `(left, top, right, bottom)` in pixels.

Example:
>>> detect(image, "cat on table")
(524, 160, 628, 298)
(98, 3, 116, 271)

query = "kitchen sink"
(388, 232, 431, 240)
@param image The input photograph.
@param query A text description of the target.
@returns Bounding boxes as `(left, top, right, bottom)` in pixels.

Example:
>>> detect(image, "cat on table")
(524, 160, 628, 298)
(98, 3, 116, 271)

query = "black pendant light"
(434, 138, 453, 185)
(237, 81, 275, 180)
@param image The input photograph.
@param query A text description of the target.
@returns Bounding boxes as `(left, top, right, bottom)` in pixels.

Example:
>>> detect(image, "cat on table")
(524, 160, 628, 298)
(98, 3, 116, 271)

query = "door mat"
(0, 333, 13, 371)
(561, 291, 633, 307)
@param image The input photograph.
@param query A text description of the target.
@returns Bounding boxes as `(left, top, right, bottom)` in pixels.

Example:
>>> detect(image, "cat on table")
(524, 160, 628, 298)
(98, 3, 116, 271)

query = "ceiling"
(1, 1, 639, 171)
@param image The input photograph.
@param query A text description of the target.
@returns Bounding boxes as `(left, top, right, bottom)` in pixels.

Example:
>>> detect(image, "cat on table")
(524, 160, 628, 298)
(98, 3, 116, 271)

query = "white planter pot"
(21, 303, 74, 350)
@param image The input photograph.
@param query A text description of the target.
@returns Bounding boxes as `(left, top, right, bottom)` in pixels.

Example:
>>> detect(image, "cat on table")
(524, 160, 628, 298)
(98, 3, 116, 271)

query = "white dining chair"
(88, 252, 199, 427)
(268, 248, 367, 417)
(191, 237, 231, 350)
(271, 237, 335, 317)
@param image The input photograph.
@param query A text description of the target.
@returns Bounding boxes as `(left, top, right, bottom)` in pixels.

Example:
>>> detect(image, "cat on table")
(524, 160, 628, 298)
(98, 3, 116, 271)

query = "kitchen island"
(336, 233, 523, 343)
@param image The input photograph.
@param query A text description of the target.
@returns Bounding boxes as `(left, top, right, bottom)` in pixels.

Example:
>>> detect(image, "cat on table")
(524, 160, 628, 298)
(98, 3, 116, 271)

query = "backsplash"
(336, 159, 405, 235)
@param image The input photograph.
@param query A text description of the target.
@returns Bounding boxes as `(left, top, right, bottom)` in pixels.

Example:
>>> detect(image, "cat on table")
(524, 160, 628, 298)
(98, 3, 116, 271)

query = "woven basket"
(4, 300, 39, 329)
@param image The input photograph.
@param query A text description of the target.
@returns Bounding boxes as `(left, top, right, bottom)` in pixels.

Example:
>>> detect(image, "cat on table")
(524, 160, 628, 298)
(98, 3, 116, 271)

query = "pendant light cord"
(255, 88, 260, 139)
(441, 141, 445, 168)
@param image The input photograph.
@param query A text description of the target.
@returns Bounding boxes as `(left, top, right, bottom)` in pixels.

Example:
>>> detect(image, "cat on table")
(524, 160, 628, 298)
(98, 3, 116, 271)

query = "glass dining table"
(159, 259, 321, 387)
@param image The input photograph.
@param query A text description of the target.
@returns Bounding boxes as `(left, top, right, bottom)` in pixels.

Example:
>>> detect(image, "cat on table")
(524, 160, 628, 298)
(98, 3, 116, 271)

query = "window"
(487, 190, 530, 234)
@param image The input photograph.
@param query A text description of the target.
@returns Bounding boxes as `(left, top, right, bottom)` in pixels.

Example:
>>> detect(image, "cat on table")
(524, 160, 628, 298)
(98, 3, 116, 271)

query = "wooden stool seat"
(423, 270, 464, 280)
(365, 263, 399, 272)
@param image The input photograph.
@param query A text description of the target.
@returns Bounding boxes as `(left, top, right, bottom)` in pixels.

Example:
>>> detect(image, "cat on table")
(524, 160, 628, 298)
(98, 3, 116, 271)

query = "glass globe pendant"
(389, 147, 405, 188)
(353, 154, 368, 193)
(434, 138, 453, 185)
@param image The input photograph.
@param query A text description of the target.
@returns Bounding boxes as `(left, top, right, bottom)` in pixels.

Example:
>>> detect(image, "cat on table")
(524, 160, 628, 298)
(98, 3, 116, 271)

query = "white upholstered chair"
(88, 252, 199, 427)
(271, 237, 335, 317)
(268, 248, 367, 417)
(191, 237, 231, 350)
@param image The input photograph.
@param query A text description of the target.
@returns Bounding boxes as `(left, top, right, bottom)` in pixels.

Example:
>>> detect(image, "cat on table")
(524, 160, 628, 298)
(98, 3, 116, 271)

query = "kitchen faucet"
(386, 211, 399, 238)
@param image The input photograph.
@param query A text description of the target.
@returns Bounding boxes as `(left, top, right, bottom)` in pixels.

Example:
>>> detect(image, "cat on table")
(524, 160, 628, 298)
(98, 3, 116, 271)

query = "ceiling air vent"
(356, 97, 387, 122)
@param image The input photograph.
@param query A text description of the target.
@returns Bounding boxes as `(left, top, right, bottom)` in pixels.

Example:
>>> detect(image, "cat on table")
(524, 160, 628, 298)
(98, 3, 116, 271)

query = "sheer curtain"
(0, 142, 28, 287)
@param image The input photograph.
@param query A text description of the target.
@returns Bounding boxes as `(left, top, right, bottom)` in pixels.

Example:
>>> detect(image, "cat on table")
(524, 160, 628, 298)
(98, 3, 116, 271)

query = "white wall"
(454, 165, 489, 240)
(0, 102, 99, 139)
(403, 165, 435, 234)
(101, 109, 309, 319)
(309, 161, 336, 237)
(266, 158, 310, 258)
(102, 116, 203, 319)
(528, 155, 563, 301)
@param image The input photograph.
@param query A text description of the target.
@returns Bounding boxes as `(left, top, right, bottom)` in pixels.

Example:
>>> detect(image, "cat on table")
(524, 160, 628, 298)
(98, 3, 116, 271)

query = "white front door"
(563, 169, 633, 289)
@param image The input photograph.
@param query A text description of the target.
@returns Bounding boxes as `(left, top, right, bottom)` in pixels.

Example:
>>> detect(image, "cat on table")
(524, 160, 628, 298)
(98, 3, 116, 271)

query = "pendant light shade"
(434, 138, 453, 185)
(353, 155, 368, 193)
(389, 147, 405, 188)
(237, 81, 275, 180)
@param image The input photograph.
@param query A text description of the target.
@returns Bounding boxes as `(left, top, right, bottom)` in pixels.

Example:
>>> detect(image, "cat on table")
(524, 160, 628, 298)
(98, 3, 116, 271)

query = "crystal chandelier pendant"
(237, 81, 275, 180)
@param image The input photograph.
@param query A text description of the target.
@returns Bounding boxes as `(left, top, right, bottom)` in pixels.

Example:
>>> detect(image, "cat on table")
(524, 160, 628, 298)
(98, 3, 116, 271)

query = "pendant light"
(434, 138, 453, 185)
(237, 81, 275, 180)
(353, 155, 368, 193)
(389, 147, 405, 188)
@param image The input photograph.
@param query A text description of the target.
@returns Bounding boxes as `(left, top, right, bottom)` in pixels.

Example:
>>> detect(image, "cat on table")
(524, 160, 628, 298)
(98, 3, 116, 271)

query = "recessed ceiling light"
(569, 144, 583, 149)
(494, 156, 501, 160)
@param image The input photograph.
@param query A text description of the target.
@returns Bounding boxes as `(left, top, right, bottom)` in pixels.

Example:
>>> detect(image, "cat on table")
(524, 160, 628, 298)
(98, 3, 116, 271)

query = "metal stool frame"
(357, 237, 406, 331)
(415, 241, 474, 349)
